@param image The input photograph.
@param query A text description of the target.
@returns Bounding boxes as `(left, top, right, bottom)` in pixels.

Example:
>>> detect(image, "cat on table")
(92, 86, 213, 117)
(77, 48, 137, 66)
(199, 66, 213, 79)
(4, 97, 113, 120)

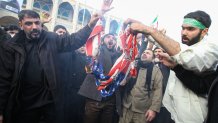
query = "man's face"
(141, 50, 153, 62)
(103, 34, 116, 50)
(55, 28, 67, 35)
(154, 48, 164, 59)
(7, 30, 19, 37)
(20, 16, 42, 40)
(77, 45, 86, 54)
(136, 33, 142, 42)
(181, 24, 202, 46)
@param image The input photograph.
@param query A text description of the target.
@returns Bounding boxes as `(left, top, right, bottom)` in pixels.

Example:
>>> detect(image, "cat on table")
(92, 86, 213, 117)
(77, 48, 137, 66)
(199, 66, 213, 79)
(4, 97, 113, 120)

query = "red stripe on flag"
(86, 23, 104, 56)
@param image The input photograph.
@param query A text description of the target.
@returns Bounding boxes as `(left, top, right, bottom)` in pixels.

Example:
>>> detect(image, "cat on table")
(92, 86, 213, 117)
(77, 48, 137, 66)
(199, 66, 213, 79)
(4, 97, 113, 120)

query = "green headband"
(183, 18, 206, 29)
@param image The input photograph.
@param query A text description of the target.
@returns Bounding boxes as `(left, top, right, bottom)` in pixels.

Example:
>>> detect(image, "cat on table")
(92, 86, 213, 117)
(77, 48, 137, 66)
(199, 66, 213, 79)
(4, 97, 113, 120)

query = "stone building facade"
(0, 0, 122, 34)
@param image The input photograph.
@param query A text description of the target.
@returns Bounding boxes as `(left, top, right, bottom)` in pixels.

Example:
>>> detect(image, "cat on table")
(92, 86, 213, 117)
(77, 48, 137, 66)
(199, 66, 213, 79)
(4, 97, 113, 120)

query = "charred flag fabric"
(85, 21, 138, 97)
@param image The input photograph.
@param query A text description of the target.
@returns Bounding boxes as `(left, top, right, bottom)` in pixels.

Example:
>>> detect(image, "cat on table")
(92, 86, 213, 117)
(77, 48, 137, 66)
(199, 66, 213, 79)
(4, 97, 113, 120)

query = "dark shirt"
(155, 62, 170, 94)
(172, 65, 214, 95)
(20, 38, 53, 110)
(79, 45, 121, 101)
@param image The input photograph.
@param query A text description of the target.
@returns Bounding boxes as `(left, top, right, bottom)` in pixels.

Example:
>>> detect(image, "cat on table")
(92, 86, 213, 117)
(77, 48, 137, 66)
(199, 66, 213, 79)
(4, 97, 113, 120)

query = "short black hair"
(153, 47, 166, 55)
(5, 24, 20, 31)
(142, 49, 154, 59)
(18, 10, 40, 21)
(53, 25, 67, 32)
(184, 10, 211, 28)
(101, 33, 115, 42)
(0, 27, 11, 41)
(153, 47, 165, 52)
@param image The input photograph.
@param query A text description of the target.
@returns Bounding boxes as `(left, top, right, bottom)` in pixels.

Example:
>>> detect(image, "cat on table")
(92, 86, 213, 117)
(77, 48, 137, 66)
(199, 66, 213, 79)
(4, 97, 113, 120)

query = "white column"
(72, 1, 79, 32)
(105, 15, 111, 34)
(25, 0, 34, 9)
(49, 0, 60, 31)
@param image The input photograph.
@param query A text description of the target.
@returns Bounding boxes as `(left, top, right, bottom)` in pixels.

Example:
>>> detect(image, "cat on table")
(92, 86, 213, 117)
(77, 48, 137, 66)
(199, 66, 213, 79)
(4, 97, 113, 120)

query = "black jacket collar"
(7, 30, 47, 55)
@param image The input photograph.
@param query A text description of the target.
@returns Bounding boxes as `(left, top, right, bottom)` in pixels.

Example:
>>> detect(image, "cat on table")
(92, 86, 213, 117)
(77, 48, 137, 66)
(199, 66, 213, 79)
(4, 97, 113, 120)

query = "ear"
(19, 21, 23, 30)
(201, 28, 209, 37)
(101, 41, 104, 45)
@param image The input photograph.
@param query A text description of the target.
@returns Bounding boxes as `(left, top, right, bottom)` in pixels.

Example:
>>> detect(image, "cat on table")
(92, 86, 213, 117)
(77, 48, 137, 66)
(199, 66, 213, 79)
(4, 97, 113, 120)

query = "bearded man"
(129, 10, 218, 123)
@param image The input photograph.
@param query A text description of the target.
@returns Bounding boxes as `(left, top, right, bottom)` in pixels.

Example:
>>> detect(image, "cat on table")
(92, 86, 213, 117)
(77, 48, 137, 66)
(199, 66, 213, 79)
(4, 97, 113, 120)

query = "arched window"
(77, 9, 91, 26)
(23, 0, 27, 4)
(33, 0, 53, 13)
(62, 12, 69, 17)
(101, 17, 106, 27)
(57, 2, 74, 21)
(22, 0, 27, 8)
(42, 5, 50, 11)
(33, 2, 41, 9)
(109, 20, 118, 34)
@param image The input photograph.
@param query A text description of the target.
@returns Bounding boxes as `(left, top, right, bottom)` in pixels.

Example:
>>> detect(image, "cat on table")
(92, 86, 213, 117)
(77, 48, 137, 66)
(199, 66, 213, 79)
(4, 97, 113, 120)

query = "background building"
(0, 0, 123, 34)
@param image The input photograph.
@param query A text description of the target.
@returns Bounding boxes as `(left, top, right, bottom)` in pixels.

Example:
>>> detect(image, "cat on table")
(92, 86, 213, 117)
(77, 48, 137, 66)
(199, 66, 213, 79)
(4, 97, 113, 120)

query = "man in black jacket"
(53, 25, 87, 123)
(0, 9, 99, 123)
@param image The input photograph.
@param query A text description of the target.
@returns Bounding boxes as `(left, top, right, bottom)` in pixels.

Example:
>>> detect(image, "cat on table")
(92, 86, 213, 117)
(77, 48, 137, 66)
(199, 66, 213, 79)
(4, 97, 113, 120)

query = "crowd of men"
(1, 0, 218, 123)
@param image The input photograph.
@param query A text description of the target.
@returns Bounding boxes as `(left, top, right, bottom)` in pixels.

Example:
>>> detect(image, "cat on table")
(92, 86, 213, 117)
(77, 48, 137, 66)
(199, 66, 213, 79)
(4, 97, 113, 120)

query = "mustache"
(30, 29, 40, 34)
(182, 36, 189, 40)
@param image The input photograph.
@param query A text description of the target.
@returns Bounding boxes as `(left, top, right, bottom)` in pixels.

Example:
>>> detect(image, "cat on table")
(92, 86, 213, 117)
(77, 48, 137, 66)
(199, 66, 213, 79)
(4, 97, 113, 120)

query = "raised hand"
(101, 0, 114, 14)
(159, 52, 177, 68)
(88, 13, 101, 29)
(159, 28, 166, 34)
(122, 18, 140, 31)
(130, 22, 149, 34)
(41, 12, 52, 24)
(88, 0, 113, 28)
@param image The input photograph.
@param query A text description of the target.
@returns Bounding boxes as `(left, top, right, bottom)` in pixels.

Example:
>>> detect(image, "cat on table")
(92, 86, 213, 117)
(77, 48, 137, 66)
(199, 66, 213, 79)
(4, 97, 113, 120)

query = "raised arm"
(130, 22, 218, 72)
(130, 22, 180, 56)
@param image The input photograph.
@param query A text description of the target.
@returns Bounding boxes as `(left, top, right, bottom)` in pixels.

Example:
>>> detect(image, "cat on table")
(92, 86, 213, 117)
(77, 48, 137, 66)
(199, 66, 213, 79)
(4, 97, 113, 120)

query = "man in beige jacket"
(119, 49, 163, 123)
